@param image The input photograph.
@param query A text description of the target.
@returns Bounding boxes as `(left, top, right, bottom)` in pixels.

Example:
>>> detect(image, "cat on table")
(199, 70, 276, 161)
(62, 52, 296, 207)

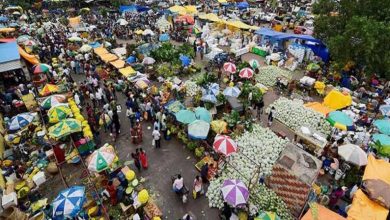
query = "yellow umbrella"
(135, 30, 143, 35)
(48, 105, 72, 123)
(169, 5, 186, 14)
(184, 5, 198, 15)
(39, 84, 59, 96)
(48, 119, 82, 139)
(211, 120, 228, 134)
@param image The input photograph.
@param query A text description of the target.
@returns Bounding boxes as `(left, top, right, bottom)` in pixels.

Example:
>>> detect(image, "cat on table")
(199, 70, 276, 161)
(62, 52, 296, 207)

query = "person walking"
(131, 152, 141, 172)
(152, 126, 161, 148)
(136, 121, 143, 143)
(139, 148, 148, 169)
(200, 163, 209, 183)
(268, 106, 276, 127)
(112, 110, 121, 135)
(193, 175, 203, 199)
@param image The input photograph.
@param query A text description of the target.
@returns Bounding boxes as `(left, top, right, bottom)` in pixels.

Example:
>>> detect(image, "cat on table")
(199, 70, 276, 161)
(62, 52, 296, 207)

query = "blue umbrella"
(52, 186, 86, 219)
(159, 33, 170, 42)
(9, 23, 19, 27)
(8, 113, 34, 131)
(180, 55, 191, 67)
(237, 2, 249, 9)
(126, 56, 136, 64)
(208, 83, 220, 96)
(379, 105, 390, 116)
(195, 107, 212, 123)
(175, 110, 197, 124)
(88, 42, 101, 48)
(374, 119, 390, 135)
(188, 120, 210, 140)
(223, 86, 241, 98)
(201, 93, 217, 104)
(0, 16, 8, 22)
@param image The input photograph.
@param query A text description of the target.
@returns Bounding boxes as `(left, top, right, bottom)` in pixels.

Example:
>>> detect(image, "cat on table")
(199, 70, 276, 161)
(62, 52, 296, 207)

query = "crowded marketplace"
(0, 0, 389, 219)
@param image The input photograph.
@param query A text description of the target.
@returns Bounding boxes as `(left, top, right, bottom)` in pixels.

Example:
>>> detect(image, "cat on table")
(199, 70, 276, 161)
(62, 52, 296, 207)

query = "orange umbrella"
(39, 84, 59, 96)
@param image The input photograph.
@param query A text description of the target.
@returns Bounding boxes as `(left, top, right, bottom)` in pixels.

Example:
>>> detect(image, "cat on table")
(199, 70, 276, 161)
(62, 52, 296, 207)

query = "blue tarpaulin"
(0, 16, 8, 22)
(89, 42, 101, 48)
(0, 42, 20, 63)
(255, 28, 322, 43)
(237, 2, 249, 9)
(180, 55, 191, 67)
(119, 5, 150, 13)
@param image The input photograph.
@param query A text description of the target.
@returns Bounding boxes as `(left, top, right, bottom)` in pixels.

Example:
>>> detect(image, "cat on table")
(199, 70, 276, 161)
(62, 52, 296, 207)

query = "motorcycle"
(171, 174, 189, 203)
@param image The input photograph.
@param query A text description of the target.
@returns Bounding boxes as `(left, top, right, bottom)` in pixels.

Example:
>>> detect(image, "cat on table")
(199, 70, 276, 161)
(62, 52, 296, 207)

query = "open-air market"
(0, 0, 390, 219)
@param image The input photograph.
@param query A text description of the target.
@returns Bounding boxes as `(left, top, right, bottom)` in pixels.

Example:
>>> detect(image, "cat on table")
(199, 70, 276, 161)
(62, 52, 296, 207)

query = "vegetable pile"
(267, 97, 332, 135)
(206, 125, 292, 219)
(255, 66, 292, 86)
(184, 80, 201, 97)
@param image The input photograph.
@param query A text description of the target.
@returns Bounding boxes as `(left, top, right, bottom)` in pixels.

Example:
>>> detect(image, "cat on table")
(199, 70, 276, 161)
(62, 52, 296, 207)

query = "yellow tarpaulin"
(18, 46, 40, 65)
(225, 20, 257, 30)
(100, 53, 118, 63)
(94, 47, 109, 56)
(363, 155, 390, 184)
(68, 16, 81, 27)
(302, 203, 346, 220)
(347, 189, 389, 220)
(0, 28, 16, 33)
(169, 5, 186, 14)
(304, 102, 334, 116)
(198, 13, 221, 22)
(218, 0, 227, 3)
(323, 90, 352, 110)
(314, 81, 326, 95)
(110, 59, 125, 69)
(119, 66, 136, 77)
(184, 5, 198, 14)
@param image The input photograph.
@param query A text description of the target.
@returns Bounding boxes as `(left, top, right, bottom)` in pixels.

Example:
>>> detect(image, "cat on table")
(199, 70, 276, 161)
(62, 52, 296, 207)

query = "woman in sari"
(136, 121, 143, 143)
(139, 148, 148, 169)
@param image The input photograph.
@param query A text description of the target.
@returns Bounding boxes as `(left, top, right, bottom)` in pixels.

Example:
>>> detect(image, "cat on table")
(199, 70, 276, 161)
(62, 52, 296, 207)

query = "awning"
(119, 66, 136, 77)
(198, 13, 222, 22)
(0, 60, 22, 72)
(363, 155, 390, 184)
(110, 59, 125, 69)
(100, 53, 118, 63)
(94, 47, 109, 56)
(0, 42, 20, 63)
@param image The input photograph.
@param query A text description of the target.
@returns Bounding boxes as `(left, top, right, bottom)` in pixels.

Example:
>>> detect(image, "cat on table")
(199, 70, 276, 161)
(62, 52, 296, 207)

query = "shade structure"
(79, 44, 92, 53)
(326, 111, 355, 131)
(126, 56, 136, 64)
(39, 84, 59, 96)
(8, 113, 34, 131)
(379, 105, 390, 116)
(134, 29, 143, 35)
(237, 2, 249, 9)
(117, 18, 128, 25)
(169, 5, 186, 14)
(255, 211, 281, 220)
(201, 93, 217, 104)
(142, 29, 154, 36)
(223, 62, 236, 73)
(180, 55, 191, 67)
(0, 16, 8, 22)
(110, 59, 125, 69)
(211, 120, 228, 134)
(68, 36, 82, 42)
(48, 119, 82, 139)
(249, 59, 260, 69)
(223, 86, 241, 98)
(52, 186, 86, 218)
(338, 144, 367, 166)
(86, 145, 116, 172)
(207, 83, 220, 96)
(372, 133, 390, 156)
(41, 95, 67, 109)
(301, 203, 346, 220)
(119, 66, 136, 77)
(213, 135, 237, 156)
(221, 179, 249, 207)
(307, 63, 321, 72)
(142, 57, 156, 65)
(195, 107, 212, 123)
(48, 105, 72, 123)
(374, 119, 390, 135)
(188, 120, 210, 140)
(323, 90, 352, 110)
(239, 68, 254, 79)
(175, 110, 197, 124)
(33, 63, 51, 74)
(159, 33, 170, 42)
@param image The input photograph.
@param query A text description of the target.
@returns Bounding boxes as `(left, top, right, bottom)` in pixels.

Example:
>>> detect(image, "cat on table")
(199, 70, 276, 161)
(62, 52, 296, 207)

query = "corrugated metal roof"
(0, 60, 22, 72)
(0, 41, 20, 63)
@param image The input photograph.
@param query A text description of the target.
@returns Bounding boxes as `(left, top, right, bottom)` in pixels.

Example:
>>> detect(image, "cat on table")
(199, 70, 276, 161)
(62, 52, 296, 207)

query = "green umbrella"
(48, 119, 82, 138)
(255, 211, 281, 220)
(175, 110, 196, 124)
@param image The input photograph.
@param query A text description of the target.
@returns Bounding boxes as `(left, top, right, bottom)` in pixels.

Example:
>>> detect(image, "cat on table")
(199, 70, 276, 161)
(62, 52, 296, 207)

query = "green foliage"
(58, 17, 69, 26)
(216, 93, 227, 104)
(314, 0, 390, 78)
(187, 142, 197, 151)
(195, 147, 205, 158)
(223, 110, 241, 128)
(195, 72, 217, 87)
(156, 63, 174, 78)
(150, 43, 176, 63)
(177, 43, 196, 58)
(204, 102, 214, 110)
(237, 62, 250, 71)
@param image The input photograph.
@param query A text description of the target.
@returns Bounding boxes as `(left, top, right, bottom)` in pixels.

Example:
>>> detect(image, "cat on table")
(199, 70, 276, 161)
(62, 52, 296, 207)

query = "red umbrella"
(213, 135, 238, 156)
(239, 68, 254, 79)
(223, 62, 236, 73)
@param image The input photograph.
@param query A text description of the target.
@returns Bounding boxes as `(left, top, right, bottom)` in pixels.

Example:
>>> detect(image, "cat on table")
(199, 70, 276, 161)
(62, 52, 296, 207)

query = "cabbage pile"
(155, 17, 171, 32)
(255, 66, 292, 86)
(206, 125, 292, 219)
(184, 80, 201, 97)
(267, 97, 332, 135)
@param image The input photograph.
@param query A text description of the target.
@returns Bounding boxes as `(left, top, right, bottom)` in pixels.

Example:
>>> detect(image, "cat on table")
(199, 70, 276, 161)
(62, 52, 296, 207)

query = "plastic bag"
(192, 189, 197, 199)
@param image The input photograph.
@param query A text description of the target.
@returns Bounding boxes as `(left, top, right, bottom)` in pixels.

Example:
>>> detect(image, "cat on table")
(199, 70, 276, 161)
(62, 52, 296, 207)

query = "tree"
(313, 0, 390, 78)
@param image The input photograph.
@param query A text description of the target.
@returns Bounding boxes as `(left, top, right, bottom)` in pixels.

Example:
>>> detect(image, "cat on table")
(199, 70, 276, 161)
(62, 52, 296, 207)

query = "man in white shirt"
(173, 174, 184, 192)
(152, 127, 161, 148)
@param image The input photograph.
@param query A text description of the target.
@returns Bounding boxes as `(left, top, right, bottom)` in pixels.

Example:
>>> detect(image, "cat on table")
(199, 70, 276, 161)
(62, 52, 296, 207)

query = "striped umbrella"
(39, 84, 59, 96)
(326, 111, 355, 131)
(48, 105, 72, 123)
(52, 186, 86, 218)
(239, 68, 254, 79)
(86, 145, 116, 172)
(48, 119, 82, 139)
(41, 95, 66, 109)
(221, 179, 249, 207)
(8, 113, 34, 131)
(33, 63, 51, 74)
(223, 62, 236, 73)
(213, 135, 237, 156)
(223, 86, 241, 98)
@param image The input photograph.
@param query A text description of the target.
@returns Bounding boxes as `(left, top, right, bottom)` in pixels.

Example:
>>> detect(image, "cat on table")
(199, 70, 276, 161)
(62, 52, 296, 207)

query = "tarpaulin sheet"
(110, 59, 125, 69)
(304, 102, 334, 116)
(0, 42, 20, 63)
(323, 90, 352, 110)
(119, 66, 136, 77)
(363, 155, 390, 184)
(347, 189, 389, 220)
(302, 203, 346, 220)
(100, 53, 118, 63)
(68, 16, 81, 27)
(255, 28, 322, 44)
(18, 46, 40, 65)
(94, 47, 109, 56)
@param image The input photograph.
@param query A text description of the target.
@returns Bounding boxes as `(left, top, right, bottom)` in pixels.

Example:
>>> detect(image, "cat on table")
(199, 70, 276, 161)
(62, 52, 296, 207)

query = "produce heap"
(255, 66, 292, 86)
(267, 97, 332, 135)
(206, 125, 293, 219)
(184, 80, 201, 97)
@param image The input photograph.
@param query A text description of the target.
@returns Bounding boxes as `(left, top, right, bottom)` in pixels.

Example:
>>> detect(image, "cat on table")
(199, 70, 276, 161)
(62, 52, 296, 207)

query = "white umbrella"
(117, 18, 128, 26)
(79, 44, 92, 53)
(338, 144, 368, 166)
(142, 29, 155, 36)
(270, 53, 281, 61)
(142, 57, 156, 65)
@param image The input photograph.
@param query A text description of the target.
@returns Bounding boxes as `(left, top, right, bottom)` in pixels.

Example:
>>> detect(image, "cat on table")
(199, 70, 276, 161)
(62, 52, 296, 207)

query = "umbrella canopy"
(201, 93, 217, 104)
(16, 35, 31, 44)
(180, 55, 191, 67)
(48, 119, 82, 139)
(39, 84, 59, 96)
(52, 186, 86, 218)
(221, 179, 249, 207)
(142, 29, 154, 36)
(374, 119, 390, 135)
(327, 111, 355, 131)
(223, 62, 236, 73)
(207, 83, 220, 96)
(307, 63, 321, 72)
(79, 44, 92, 53)
(213, 135, 237, 156)
(142, 57, 156, 65)
(68, 36, 82, 42)
(48, 105, 72, 123)
(41, 95, 67, 109)
(159, 33, 170, 42)
(126, 56, 136, 64)
(175, 110, 196, 124)
(338, 144, 368, 166)
(237, 2, 250, 9)
(372, 133, 390, 156)
(188, 120, 210, 140)
(255, 212, 281, 220)
(211, 120, 228, 134)
(223, 86, 241, 98)
(117, 18, 128, 25)
(0, 16, 8, 22)
(195, 107, 212, 123)
(239, 68, 254, 79)
(8, 113, 34, 131)
(33, 63, 51, 74)
(379, 105, 390, 116)
(249, 59, 260, 69)
(86, 145, 116, 172)
(23, 40, 36, 47)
